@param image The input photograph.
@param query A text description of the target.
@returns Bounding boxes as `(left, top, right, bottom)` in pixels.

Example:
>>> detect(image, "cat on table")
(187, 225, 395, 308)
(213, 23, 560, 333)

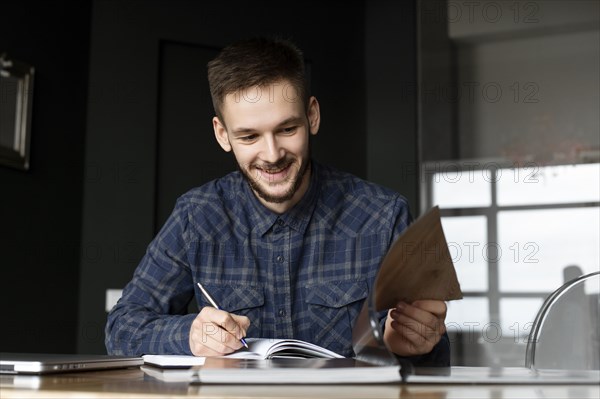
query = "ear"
(307, 96, 320, 136)
(213, 116, 232, 152)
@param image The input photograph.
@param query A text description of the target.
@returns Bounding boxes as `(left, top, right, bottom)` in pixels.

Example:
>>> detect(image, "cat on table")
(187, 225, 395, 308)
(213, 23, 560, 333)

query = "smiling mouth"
(254, 162, 293, 182)
(261, 165, 288, 174)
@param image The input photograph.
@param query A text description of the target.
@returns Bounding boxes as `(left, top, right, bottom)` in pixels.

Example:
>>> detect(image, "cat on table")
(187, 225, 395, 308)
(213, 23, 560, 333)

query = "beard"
(237, 155, 310, 204)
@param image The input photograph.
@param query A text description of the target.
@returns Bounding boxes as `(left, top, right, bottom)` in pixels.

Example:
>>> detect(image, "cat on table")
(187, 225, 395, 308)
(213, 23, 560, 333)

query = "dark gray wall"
(366, 0, 420, 212)
(418, 0, 457, 163)
(0, 1, 91, 353)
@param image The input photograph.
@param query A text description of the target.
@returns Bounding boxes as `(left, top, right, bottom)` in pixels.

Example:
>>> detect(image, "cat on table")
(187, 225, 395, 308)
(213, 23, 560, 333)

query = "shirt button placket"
(272, 218, 292, 336)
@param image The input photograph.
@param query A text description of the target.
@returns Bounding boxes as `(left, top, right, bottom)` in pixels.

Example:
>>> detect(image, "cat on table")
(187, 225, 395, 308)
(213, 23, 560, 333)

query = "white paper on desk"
(142, 355, 206, 368)
(406, 367, 600, 385)
(195, 358, 402, 384)
(141, 358, 402, 384)
(140, 365, 198, 382)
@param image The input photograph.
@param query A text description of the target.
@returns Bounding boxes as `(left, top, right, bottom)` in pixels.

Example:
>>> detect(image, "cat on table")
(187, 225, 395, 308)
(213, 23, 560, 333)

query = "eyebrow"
(231, 116, 304, 135)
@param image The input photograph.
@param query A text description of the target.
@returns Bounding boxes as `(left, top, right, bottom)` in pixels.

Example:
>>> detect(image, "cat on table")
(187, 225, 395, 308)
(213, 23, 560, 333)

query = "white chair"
(526, 271, 599, 370)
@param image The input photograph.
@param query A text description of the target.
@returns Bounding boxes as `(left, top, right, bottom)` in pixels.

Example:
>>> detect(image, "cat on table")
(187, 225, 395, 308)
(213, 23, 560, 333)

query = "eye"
(239, 134, 258, 142)
(281, 126, 297, 134)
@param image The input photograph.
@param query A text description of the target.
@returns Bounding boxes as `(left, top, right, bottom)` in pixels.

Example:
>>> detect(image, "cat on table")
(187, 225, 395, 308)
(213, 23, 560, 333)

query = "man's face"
(213, 81, 320, 212)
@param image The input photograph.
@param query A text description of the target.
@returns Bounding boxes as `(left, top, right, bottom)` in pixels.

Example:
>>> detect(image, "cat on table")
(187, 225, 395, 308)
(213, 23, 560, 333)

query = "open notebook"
(143, 338, 342, 368)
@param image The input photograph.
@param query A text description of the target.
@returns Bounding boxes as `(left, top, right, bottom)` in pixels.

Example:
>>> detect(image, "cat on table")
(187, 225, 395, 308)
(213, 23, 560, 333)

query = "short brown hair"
(207, 37, 308, 120)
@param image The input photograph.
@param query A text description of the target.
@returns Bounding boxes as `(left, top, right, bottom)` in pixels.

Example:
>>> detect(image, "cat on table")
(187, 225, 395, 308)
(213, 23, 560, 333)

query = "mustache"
(252, 158, 293, 171)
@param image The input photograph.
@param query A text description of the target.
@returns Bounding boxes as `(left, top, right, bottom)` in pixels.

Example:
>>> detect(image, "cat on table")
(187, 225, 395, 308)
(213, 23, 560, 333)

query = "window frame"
(420, 159, 600, 338)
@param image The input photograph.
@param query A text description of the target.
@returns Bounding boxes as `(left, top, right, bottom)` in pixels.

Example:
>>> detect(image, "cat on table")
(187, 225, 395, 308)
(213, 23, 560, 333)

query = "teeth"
(260, 165, 287, 174)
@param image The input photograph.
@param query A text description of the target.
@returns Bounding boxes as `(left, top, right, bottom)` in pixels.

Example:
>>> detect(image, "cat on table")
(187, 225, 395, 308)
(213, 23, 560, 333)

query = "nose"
(261, 134, 284, 164)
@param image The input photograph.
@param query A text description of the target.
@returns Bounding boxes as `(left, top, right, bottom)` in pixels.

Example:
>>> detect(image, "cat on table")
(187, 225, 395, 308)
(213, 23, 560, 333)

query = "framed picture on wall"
(0, 54, 34, 170)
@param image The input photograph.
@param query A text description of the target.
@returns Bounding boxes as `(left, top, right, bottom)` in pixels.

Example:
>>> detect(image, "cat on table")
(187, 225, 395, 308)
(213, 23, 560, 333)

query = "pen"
(196, 282, 249, 349)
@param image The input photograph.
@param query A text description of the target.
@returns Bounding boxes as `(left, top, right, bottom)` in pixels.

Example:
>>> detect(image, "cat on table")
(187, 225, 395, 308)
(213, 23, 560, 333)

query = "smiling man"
(105, 37, 450, 366)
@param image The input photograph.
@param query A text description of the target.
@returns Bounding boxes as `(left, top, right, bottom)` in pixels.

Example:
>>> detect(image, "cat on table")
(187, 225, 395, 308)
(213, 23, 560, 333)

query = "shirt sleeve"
(379, 196, 451, 367)
(403, 332, 451, 367)
(105, 198, 196, 356)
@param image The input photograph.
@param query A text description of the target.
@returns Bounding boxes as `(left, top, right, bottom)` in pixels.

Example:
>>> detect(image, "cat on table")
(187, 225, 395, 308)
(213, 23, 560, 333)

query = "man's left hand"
(383, 300, 447, 357)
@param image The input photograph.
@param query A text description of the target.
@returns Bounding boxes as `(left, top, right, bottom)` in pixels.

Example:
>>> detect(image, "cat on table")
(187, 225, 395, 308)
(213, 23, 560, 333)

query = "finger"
(393, 303, 440, 330)
(215, 312, 248, 341)
(193, 320, 243, 353)
(390, 319, 437, 354)
(384, 316, 429, 356)
(390, 303, 446, 337)
(230, 314, 251, 337)
(411, 300, 447, 317)
(392, 308, 447, 338)
(411, 300, 448, 317)
(389, 312, 438, 341)
(191, 309, 244, 354)
(201, 307, 241, 335)
(204, 322, 244, 351)
(206, 317, 246, 350)
(388, 312, 441, 352)
(189, 327, 230, 356)
(199, 305, 225, 321)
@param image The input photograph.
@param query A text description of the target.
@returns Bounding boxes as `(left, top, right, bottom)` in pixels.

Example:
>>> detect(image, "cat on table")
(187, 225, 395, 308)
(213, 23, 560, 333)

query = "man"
(106, 37, 449, 365)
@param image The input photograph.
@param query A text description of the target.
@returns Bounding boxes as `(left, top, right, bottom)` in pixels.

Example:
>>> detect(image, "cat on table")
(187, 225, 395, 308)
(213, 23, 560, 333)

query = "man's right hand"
(189, 307, 250, 356)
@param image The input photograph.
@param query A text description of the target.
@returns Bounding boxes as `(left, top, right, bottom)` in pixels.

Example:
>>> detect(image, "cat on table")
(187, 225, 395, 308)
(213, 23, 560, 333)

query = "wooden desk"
(1, 367, 599, 399)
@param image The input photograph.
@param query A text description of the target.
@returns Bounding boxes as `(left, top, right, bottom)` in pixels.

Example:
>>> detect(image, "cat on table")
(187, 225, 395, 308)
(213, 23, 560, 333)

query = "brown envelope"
(374, 206, 463, 311)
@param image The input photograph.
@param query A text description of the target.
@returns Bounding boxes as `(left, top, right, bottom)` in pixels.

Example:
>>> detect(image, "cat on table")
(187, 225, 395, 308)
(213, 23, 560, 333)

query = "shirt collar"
(243, 160, 320, 237)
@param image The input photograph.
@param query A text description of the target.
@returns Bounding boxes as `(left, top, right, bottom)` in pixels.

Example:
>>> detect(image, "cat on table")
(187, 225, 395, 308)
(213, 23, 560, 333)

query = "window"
(422, 161, 600, 341)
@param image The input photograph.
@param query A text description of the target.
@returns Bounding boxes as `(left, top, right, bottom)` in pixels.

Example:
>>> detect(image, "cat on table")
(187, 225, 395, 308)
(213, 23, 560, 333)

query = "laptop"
(0, 353, 143, 374)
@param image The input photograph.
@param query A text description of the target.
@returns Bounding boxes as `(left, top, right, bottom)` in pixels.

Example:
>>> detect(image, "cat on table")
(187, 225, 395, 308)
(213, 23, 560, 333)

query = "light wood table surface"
(1, 367, 599, 399)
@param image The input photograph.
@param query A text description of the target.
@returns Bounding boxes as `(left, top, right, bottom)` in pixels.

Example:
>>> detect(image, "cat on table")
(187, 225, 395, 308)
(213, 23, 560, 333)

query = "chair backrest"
(526, 271, 599, 370)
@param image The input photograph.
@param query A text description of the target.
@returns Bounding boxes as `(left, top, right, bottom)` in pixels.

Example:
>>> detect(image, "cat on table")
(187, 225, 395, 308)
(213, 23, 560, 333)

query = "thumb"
(412, 300, 447, 317)
(230, 314, 251, 335)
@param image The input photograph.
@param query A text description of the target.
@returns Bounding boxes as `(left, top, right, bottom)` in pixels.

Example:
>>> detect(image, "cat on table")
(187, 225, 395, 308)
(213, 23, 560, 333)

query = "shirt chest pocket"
(304, 280, 368, 356)
(198, 283, 265, 335)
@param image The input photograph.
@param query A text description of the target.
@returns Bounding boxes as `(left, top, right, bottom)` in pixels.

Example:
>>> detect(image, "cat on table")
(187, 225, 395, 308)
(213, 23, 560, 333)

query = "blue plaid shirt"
(106, 161, 449, 364)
